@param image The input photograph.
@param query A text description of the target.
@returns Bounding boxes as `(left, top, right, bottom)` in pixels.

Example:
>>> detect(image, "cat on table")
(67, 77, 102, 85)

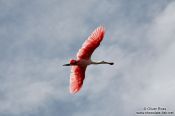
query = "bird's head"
(69, 59, 77, 65)
(63, 59, 77, 66)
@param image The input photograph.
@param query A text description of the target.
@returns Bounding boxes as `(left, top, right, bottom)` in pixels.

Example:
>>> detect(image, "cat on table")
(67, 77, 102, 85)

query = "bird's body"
(63, 26, 114, 94)
(77, 59, 91, 67)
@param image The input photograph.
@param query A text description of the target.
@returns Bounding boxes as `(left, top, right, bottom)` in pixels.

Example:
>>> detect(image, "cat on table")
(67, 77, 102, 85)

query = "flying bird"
(63, 26, 114, 94)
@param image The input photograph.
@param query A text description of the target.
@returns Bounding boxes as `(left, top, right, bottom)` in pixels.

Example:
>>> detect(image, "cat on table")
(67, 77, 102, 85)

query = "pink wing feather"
(77, 26, 105, 60)
(70, 26, 105, 94)
(70, 66, 87, 94)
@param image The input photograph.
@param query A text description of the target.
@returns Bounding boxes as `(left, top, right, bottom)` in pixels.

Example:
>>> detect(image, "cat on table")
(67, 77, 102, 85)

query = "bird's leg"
(101, 61, 114, 65)
(91, 61, 114, 65)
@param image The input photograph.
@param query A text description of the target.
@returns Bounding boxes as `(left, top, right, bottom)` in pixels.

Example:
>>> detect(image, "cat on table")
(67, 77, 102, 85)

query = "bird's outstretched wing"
(77, 26, 105, 60)
(70, 66, 87, 94)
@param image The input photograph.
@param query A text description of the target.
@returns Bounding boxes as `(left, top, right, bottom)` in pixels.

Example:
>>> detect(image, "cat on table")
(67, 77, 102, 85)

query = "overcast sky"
(0, 0, 175, 116)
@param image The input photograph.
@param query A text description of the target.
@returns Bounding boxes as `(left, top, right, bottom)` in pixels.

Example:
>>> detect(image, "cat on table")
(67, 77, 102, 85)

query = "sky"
(0, 0, 175, 116)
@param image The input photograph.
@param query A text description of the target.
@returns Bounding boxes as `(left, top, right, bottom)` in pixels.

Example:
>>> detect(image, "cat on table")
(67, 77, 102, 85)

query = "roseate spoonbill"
(63, 26, 114, 94)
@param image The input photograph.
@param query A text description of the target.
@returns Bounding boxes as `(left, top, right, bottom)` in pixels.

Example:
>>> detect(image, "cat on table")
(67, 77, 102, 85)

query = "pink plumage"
(69, 26, 105, 94)
(77, 26, 105, 60)
(70, 66, 87, 94)
(63, 26, 114, 94)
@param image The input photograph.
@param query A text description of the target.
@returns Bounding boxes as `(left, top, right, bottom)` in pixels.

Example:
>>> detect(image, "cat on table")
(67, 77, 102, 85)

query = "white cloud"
(70, 1, 175, 116)
(137, 1, 175, 107)
(148, 2, 175, 53)
(0, 0, 174, 116)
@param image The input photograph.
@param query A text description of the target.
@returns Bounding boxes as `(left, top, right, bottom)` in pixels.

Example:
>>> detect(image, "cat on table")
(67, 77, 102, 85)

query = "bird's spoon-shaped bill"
(63, 63, 70, 66)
